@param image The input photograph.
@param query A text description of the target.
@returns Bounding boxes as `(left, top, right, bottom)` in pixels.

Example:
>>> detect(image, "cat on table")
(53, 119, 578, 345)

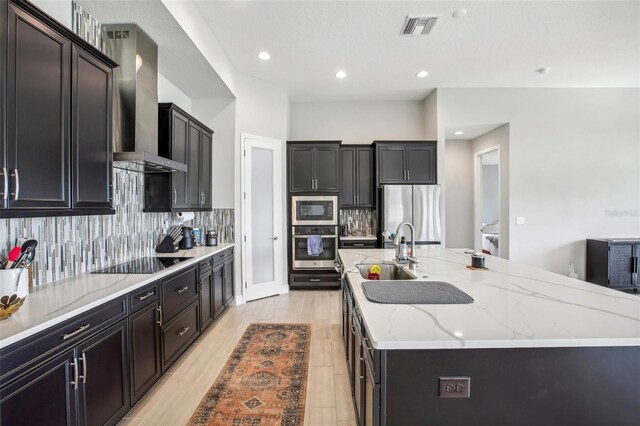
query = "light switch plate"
(438, 377, 470, 398)
(516, 217, 525, 225)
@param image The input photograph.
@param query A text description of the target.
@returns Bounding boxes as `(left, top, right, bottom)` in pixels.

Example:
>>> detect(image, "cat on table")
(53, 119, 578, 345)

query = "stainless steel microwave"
(291, 196, 338, 225)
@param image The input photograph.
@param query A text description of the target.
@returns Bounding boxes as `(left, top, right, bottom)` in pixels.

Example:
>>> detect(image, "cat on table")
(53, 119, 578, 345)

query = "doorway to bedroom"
(474, 147, 501, 257)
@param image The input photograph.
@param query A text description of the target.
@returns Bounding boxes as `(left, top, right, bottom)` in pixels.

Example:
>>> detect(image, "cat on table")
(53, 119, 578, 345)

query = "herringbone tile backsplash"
(0, 169, 234, 286)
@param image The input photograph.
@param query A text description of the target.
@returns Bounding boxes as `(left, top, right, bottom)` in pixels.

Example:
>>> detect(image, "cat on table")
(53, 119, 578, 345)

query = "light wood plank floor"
(118, 290, 357, 426)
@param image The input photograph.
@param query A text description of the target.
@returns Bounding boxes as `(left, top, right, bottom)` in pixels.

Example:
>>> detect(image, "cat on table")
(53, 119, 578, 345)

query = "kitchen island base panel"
(382, 346, 640, 426)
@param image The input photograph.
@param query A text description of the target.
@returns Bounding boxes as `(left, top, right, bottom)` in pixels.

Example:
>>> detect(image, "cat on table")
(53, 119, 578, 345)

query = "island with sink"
(338, 246, 640, 426)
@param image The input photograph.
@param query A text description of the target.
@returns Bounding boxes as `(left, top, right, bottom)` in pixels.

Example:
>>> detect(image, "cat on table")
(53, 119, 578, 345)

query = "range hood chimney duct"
(104, 24, 186, 173)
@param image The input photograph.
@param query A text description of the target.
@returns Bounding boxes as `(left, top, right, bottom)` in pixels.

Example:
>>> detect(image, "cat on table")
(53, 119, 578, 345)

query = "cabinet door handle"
(407, 170, 410, 181)
(138, 291, 155, 301)
(178, 326, 190, 336)
(70, 358, 79, 390)
(62, 324, 90, 340)
(157, 305, 162, 326)
(1, 168, 7, 201)
(176, 286, 189, 294)
(172, 188, 177, 204)
(10, 169, 19, 200)
(363, 336, 373, 351)
(79, 352, 87, 384)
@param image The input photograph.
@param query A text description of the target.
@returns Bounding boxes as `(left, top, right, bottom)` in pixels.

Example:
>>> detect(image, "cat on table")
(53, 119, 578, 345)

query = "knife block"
(155, 236, 179, 253)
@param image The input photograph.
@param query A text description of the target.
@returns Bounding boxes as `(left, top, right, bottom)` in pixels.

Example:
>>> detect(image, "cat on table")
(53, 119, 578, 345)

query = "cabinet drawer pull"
(363, 336, 373, 351)
(353, 243, 365, 247)
(70, 358, 79, 389)
(10, 169, 19, 200)
(309, 279, 321, 282)
(1, 168, 7, 201)
(178, 326, 190, 336)
(62, 324, 90, 340)
(176, 286, 189, 294)
(138, 291, 155, 301)
(79, 352, 87, 383)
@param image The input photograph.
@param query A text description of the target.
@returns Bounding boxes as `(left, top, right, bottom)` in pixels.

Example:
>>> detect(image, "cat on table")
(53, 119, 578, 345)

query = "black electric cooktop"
(93, 257, 193, 274)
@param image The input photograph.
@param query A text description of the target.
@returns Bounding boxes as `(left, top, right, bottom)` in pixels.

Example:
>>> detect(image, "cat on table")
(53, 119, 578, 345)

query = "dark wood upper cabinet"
(5, 3, 71, 211)
(200, 131, 212, 209)
(288, 142, 340, 193)
(340, 146, 373, 208)
(288, 146, 314, 192)
(188, 122, 202, 207)
(145, 103, 213, 212)
(375, 141, 437, 185)
(1, 0, 117, 218)
(71, 46, 113, 210)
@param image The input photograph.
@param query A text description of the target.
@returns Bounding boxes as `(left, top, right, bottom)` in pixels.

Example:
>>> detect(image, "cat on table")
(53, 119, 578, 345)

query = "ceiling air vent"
(400, 16, 439, 36)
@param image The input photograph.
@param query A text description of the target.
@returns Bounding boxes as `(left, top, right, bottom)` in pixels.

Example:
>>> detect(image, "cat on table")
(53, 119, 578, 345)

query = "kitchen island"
(338, 247, 640, 426)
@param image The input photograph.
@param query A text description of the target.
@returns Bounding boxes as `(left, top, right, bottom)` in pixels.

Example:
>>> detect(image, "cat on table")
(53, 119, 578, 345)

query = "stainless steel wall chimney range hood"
(104, 24, 187, 173)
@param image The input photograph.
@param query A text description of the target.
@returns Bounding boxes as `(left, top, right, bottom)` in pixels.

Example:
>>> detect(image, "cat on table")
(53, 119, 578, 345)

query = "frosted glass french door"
(243, 135, 283, 302)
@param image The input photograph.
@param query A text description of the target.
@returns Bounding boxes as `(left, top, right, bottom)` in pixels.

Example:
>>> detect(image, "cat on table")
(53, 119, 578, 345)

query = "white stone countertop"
(0, 244, 235, 349)
(340, 235, 377, 240)
(339, 247, 640, 350)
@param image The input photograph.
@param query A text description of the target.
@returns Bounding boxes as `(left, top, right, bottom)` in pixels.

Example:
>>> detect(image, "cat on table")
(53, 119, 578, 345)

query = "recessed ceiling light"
(454, 131, 464, 135)
(536, 67, 550, 74)
(452, 9, 467, 19)
(416, 70, 429, 78)
(257, 51, 271, 61)
(335, 70, 347, 79)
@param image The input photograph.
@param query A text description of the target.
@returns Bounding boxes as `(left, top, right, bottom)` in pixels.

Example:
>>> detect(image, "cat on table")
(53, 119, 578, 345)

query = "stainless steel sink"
(355, 263, 416, 280)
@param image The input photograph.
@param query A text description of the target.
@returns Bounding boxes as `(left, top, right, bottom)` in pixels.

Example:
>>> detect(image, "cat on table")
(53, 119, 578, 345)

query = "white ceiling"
(193, 0, 640, 102)
(78, 0, 233, 100)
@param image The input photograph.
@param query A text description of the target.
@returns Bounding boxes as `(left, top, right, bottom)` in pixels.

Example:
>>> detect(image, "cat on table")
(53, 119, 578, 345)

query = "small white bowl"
(0, 268, 29, 320)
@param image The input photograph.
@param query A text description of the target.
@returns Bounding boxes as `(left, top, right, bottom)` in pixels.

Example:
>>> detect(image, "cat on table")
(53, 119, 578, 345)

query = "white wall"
(161, 0, 236, 96)
(289, 101, 424, 144)
(192, 98, 236, 209)
(31, 0, 72, 28)
(444, 139, 474, 249)
(234, 72, 290, 300)
(439, 89, 640, 277)
(423, 90, 438, 140)
(158, 73, 192, 114)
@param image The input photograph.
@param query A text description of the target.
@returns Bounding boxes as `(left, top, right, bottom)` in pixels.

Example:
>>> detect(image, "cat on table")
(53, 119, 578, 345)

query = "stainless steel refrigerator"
(381, 185, 441, 246)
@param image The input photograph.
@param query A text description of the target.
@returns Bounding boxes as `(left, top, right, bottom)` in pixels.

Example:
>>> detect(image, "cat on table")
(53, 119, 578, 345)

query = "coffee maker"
(179, 226, 195, 249)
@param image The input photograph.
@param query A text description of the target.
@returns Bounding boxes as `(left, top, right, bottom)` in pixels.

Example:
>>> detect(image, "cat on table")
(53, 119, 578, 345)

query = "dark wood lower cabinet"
(77, 319, 130, 426)
(199, 267, 214, 330)
(0, 248, 236, 425)
(223, 257, 234, 306)
(0, 349, 77, 426)
(212, 262, 225, 318)
(129, 301, 161, 404)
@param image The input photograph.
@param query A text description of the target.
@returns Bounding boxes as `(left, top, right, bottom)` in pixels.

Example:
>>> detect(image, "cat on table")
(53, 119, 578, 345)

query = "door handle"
(70, 357, 79, 390)
(10, 169, 19, 200)
(272, 236, 279, 241)
(1, 168, 7, 201)
(79, 352, 87, 383)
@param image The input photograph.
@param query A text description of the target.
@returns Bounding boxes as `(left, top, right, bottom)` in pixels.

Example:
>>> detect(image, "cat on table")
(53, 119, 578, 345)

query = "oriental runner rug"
(189, 323, 311, 426)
